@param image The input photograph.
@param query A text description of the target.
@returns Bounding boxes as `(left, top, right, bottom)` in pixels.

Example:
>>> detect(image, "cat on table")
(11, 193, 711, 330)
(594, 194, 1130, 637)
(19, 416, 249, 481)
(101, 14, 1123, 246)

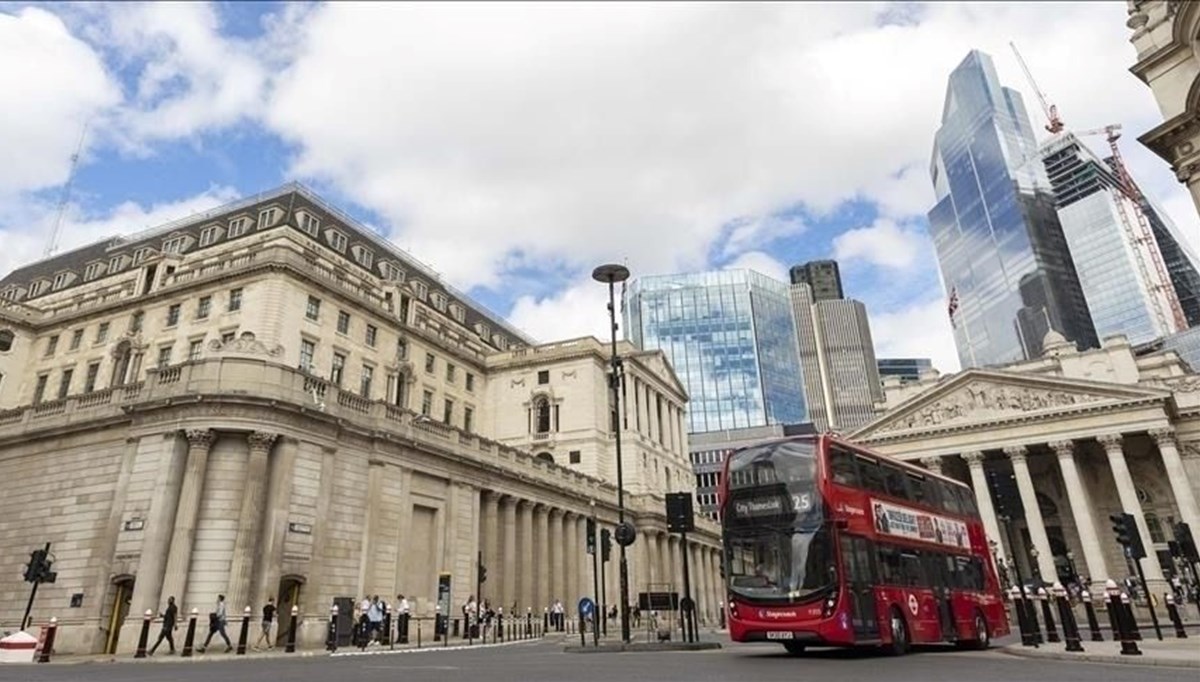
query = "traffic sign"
(578, 597, 595, 618)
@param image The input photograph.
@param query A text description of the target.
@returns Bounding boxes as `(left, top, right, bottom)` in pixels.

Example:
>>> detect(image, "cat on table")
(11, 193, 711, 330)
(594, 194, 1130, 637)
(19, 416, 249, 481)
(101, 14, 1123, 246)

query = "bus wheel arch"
(968, 609, 990, 650)
(886, 606, 910, 656)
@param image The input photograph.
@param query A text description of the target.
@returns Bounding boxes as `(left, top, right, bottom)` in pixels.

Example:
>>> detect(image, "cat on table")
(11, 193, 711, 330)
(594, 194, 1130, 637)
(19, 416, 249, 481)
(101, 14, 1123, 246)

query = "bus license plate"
(766, 631, 794, 640)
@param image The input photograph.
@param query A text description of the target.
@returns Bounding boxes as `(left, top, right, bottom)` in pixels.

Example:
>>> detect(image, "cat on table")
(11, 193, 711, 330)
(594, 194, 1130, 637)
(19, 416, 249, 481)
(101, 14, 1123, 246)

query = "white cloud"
(723, 251, 790, 283)
(506, 278, 615, 343)
(833, 219, 927, 270)
(869, 296, 962, 375)
(0, 186, 240, 281)
(0, 7, 119, 196)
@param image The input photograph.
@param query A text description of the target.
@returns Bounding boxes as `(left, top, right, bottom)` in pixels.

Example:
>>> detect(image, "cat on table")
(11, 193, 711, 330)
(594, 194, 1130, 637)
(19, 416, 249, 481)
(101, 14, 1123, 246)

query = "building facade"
(929, 50, 1098, 367)
(877, 357, 934, 385)
(624, 270, 807, 434)
(1128, 0, 1200, 220)
(0, 185, 724, 653)
(852, 330, 1200, 597)
(789, 260, 844, 302)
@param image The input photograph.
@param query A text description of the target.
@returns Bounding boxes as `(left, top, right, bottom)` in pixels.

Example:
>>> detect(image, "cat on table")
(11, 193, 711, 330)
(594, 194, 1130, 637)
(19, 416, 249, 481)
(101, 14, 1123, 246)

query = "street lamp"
(592, 262, 633, 644)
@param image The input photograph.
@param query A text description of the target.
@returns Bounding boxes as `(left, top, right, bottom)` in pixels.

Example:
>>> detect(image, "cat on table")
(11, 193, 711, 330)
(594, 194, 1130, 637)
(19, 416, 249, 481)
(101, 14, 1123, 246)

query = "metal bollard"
(285, 605, 299, 653)
(1009, 587, 1034, 647)
(1123, 593, 1143, 641)
(237, 606, 251, 655)
(543, 608, 549, 636)
(135, 609, 153, 659)
(498, 610, 504, 642)
(1052, 583, 1083, 652)
(1114, 591, 1142, 656)
(1037, 588, 1060, 643)
(36, 617, 59, 664)
(1165, 594, 1188, 639)
(326, 605, 339, 652)
(1023, 587, 1043, 644)
(526, 609, 532, 638)
(182, 609, 199, 658)
(1080, 590, 1103, 642)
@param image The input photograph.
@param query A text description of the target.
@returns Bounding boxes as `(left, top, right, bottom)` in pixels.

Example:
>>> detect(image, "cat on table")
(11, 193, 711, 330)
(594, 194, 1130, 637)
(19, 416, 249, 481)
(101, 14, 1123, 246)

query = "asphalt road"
(0, 636, 1194, 682)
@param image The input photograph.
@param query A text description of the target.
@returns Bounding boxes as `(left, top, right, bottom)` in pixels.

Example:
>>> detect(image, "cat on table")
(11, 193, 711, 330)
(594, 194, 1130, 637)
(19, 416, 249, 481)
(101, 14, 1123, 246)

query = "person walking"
(198, 594, 232, 653)
(254, 597, 277, 650)
(396, 594, 411, 643)
(148, 596, 178, 655)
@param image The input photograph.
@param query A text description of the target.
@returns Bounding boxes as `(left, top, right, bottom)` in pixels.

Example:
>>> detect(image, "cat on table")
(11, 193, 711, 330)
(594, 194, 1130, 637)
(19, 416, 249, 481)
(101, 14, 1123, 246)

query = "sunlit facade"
(928, 50, 1097, 368)
(625, 270, 807, 433)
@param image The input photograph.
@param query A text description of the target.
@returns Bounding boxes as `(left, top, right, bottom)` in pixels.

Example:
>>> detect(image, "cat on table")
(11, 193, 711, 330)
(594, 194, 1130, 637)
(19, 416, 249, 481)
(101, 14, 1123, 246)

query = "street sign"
(578, 597, 595, 618)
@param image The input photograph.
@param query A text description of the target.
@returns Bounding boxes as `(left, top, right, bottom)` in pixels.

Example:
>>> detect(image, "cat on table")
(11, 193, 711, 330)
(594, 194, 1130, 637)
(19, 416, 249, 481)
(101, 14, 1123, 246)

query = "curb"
(332, 638, 539, 657)
(1001, 645, 1200, 669)
(563, 641, 722, 654)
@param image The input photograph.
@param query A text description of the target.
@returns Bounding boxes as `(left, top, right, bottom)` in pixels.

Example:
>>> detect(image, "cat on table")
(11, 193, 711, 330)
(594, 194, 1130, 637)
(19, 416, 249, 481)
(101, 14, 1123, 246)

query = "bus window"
(882, 463, 910, 500)
(899, 550, 924, 587)
(907, 473, 934, 506)
(938, 481, 963, 514)
(877, 545, 901, 585)
(830, 447, 859, 486)
(956, 486, 978, 516)
(858, 457, 886, 495)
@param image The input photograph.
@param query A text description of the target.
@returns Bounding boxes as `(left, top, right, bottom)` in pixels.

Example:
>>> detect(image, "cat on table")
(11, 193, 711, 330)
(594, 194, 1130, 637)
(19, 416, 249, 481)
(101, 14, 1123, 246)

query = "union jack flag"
(947, 286, 960, 329)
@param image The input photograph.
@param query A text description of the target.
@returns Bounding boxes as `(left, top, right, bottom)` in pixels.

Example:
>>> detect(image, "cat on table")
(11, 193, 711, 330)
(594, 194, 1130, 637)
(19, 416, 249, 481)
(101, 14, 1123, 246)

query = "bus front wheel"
(782, 642, 806, 656)
(887, 608, 909, 656)
(966, 611, 990, 650)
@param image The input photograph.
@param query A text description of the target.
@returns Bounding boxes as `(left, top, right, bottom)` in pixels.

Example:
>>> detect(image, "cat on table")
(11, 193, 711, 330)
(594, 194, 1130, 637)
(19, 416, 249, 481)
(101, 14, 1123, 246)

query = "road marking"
(331, 639, 539, 658)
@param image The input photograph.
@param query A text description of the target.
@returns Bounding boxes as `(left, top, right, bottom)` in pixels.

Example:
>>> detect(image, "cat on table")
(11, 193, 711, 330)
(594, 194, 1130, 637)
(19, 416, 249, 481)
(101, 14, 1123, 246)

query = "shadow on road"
(734, 644, 985, 660)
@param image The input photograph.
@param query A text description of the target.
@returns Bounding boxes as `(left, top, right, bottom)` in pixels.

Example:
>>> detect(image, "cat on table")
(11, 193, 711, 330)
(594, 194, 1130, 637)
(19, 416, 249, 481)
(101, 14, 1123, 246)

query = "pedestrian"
(255, 597, 277, 650)
(148, 596, 178, 655)
(366, 595, 383, 646)
(198, 594, 232, 653)
(396, 593, 411, 643)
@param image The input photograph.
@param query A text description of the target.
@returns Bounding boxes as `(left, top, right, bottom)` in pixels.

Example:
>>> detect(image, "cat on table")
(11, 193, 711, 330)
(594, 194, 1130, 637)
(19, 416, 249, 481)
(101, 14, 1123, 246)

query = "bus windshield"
(722, 440, 833, 602)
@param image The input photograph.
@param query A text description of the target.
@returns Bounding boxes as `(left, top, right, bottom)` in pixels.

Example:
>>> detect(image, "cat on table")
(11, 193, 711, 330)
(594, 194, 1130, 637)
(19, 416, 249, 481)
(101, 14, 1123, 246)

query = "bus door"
(839, 535, 879, 639)
(929, 554, 957, 642)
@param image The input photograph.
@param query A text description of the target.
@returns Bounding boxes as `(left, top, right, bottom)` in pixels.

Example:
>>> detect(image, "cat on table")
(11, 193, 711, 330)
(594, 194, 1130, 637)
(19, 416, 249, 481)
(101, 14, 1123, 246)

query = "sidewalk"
(1002, 638, 1200, 669)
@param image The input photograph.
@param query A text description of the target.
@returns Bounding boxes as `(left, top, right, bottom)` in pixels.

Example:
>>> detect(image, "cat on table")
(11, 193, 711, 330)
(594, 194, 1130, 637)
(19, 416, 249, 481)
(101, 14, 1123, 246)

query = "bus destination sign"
(870, 498, 969, 549)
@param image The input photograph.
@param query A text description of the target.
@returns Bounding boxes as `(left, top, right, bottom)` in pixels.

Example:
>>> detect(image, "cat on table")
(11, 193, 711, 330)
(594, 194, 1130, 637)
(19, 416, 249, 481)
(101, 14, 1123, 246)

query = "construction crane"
(1076, 123, 1189, 332)
(1010, 42, 1064, 134)
(45, 121, 89, 258)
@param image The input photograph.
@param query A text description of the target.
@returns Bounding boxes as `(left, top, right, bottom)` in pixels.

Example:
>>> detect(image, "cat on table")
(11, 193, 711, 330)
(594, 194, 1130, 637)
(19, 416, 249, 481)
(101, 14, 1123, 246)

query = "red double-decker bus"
(720, 434, 1009, 655)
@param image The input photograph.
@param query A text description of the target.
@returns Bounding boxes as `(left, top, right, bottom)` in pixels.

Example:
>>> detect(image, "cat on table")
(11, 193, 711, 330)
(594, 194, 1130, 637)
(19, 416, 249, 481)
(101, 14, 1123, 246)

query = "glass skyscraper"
(624, 270, 807, 433)
(928, 51, 1097, 368)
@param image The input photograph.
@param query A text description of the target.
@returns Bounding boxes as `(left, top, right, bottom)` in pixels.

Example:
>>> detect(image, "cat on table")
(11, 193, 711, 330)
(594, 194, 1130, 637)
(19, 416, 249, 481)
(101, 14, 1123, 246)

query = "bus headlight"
(727, 599, 739, 619)
(822, 596, 836, 618)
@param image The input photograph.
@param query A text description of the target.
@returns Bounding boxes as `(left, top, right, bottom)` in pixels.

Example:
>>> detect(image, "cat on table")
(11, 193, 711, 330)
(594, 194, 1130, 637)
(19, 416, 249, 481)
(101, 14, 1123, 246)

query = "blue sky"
(0, 2, 1192, 373)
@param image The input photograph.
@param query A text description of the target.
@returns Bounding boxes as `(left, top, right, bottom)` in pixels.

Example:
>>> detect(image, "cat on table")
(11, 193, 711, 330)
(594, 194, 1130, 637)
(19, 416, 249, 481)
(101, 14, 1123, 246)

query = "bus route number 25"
(791, 493, 812, 512)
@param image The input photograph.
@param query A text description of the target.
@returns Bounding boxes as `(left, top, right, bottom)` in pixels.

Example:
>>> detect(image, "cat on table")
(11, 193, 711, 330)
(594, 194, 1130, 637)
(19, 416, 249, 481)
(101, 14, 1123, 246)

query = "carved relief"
(1182, 443, 1200, 460)
(185, 429, 214, 449)
(960, 451, 986, 467)
(248, 431, 279, 452)
(1096, 433, 1125, 451)
(876, 381, 1101, 433)
(1048, 440, 1075, 458)
(561, 370, 577, 380)
(510, 378, 526, 388)
(1152, 375, 1200, 393)
(1148, 427, 1176, 447)
(208, 331, 284, 357)
(1003, 446, 1027, 464)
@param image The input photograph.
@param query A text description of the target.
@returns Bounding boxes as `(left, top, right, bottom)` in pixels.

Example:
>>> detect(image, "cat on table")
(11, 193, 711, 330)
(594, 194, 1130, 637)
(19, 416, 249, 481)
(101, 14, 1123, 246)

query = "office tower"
(877, 357, 934, 385)
(789, 260, 844, 301)
(1040, 133, 1200, 345)
(789, 269, 882, 431)
(928, 50, 1098, 367)
(624, 270, 807, 433)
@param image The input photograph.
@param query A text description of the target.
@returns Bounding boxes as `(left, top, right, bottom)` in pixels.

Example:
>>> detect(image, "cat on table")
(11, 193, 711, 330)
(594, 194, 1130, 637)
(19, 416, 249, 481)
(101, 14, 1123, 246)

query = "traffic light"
(1174, 522, 1199, 563)
(1109, 512, 1146, 560)
(22, 549, 45, 583)
(600, 528, 612, 563)
(586, 518, 596, 555)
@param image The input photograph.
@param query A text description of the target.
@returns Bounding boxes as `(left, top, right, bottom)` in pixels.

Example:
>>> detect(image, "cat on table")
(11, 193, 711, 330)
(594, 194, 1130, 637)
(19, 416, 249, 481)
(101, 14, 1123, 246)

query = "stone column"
(692, 542, 708, 624)
(1049, 440, 1109, 589)
(1150, 428, 1200, 553)
(535, 504, 550, 611)
(518, 500, 534, 611)
(920, 456, 943, 475)
(549, 509, 564, 605)
(1183, 442, 1200, 498)
(227, 431, 278, 611)
(482, 492, 501, 604)
(160, 429, 215, 608)
(710, 549, 723, 623)
(637, 529, 653, 594)
(1005, 445, 1058, 583)
(501, 496, 517, 609)
(1098, 434, 1166, 583)
(565, 512, 579, 605)
(962, 451, 1006, 564)
(128, 434, 188, 616)
(252, 436, 296, 610)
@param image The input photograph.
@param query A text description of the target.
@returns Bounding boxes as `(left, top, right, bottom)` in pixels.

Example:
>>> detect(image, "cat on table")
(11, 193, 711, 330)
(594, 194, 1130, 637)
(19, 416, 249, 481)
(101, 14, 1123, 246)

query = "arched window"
(535, 452, 554, 464)
(0, 329, 13, 352)
(533, 396, 551, 433)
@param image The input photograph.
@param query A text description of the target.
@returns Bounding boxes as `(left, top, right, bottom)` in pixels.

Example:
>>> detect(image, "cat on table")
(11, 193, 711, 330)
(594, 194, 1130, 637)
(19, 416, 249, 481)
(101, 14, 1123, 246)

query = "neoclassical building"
(1128, 0, 1200, 216)
(0, 184, 723, 654)
(853, 330, 1200, 598)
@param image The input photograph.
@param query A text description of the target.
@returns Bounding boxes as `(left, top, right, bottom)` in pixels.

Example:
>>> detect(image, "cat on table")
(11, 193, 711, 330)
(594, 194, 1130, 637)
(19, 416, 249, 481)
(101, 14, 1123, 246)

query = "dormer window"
(52, 272, 73, 290)
(162, 235, 189, 255)
(326, 228, 348, 253)
(410, 279, 428, 300)
(298, 211, 320, 237)
(449, 303, 466, 323)
(108, 255, 127, 273)
(199, 225, 223, 247)
(474, 322, 491, 339)
(228, 217, 252, 238)
(380, 262, 405, 282)
(28, 280, 48, 297)
(0, 288, 18, 301)
(494, 335, 509, 351)
(257, 208, 280, 229)
(352, 245, 374, 269)
(132, 247, 153, 264)
(430, 292, 448, 312)
(84, 262, 105, 281)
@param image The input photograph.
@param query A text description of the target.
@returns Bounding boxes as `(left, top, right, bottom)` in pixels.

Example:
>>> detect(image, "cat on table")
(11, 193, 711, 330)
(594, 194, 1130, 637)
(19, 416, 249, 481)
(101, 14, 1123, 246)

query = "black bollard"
(135, 609, 153, 659)
(285, 605, 299, 653)
(383, 611, 392, 648)
(326, 605, 339, 652)
(526, 610, 532, 638)
(1123, 594, 1143, 641)
(182, 609, 199, 658)
(1053, 585, 1083, 652)
(543, 608, 549, 636)
(1165, 594, 1188, 639)
(1080, 590, 1103, 642)
(417, 617, 423, 649)
(1037, 588, 1061, 643)
(498, 610, 504, 642)
(1023, 588, 1043, 645)
(1113, 591, 1142, 656)
(1010, 587, 1034, 647)
(237, 606, 251, 655)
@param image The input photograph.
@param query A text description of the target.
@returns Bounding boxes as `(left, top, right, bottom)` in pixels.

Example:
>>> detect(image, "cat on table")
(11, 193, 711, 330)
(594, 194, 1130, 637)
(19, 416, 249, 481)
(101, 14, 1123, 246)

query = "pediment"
(853, 369, 1170, 438)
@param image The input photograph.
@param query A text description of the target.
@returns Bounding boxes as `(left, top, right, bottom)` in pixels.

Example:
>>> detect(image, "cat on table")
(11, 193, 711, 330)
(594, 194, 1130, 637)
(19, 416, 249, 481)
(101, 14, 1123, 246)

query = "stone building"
(1128, 0, 1200, 217)
(0, 184, 723, 654)
(851, 330, 1200, 597)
